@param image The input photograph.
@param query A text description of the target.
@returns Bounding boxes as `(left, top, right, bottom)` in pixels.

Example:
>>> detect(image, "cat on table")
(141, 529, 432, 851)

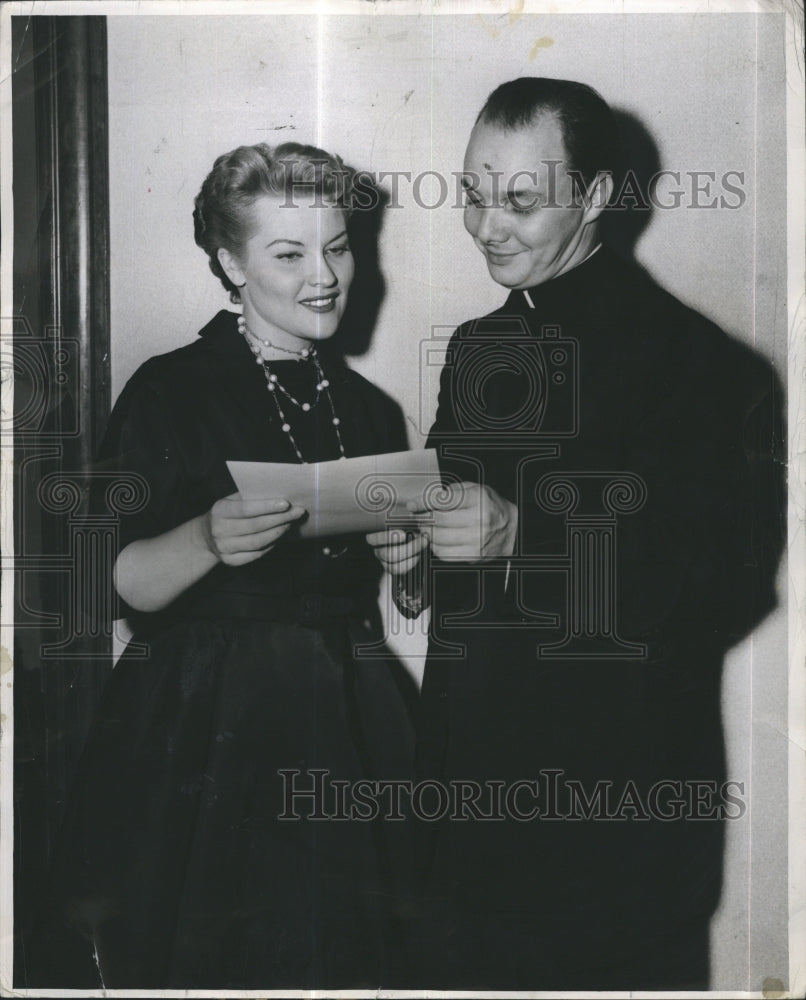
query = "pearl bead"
(267, 382, 275, 391)
(282, 423, 291, 433)
(332, 417, 340, 426)
(301, 348, 309, 358)
(322, 546, 331, 556)
(302, 402, 311, 412)
(321, 379, 329, 388)
(269, 373, 277, 382)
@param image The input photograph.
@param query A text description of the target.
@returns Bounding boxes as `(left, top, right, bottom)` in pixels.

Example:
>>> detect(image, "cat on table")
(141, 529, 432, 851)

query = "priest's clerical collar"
(522, 243, 603, 310)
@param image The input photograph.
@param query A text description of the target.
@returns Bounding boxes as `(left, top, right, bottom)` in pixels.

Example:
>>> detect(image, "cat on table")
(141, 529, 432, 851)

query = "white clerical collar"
(522, 243, 602, 310)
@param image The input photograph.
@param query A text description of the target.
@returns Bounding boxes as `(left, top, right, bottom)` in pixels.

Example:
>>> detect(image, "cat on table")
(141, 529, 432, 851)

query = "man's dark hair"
(477, 77, 621, 190)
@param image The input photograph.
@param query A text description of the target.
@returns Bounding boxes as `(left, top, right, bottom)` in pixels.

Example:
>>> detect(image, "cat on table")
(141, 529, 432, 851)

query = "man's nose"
(474, 205, 508, 244)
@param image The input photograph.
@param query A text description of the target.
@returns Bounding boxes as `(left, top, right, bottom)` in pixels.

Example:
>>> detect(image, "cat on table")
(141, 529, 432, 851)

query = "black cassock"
(35, 311, 415, 989)
(416, 247, 784, 990)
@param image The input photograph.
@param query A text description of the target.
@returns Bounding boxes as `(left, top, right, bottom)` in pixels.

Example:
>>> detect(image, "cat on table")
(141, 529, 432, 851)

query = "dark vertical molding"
(49, 15, 112, 461)
(12, 15, 112, 986)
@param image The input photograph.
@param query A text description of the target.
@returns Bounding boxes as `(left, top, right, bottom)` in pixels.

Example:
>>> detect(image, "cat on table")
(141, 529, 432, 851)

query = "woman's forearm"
(114, 515, 219, 613)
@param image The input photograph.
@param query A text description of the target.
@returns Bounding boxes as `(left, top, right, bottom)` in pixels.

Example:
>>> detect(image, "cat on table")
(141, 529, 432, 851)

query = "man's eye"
(508, 196, 540, 215)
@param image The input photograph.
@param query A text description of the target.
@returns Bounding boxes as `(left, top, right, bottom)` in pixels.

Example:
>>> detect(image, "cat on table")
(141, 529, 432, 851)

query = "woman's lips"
(299, 293, 339, 312)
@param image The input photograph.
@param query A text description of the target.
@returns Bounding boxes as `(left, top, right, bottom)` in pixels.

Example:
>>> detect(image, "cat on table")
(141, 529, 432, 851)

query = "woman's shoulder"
(119, 311, 238, 398)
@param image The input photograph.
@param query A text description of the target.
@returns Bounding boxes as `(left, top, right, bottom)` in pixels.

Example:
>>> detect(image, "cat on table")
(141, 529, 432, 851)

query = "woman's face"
(218, 195, 354, 351)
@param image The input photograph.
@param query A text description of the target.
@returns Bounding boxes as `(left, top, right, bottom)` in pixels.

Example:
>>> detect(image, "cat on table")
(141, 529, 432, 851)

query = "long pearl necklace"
(238, 315, 346, 463)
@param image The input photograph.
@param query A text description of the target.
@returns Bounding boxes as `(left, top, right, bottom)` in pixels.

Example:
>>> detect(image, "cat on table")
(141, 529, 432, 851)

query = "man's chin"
(485, 261, 530, 289)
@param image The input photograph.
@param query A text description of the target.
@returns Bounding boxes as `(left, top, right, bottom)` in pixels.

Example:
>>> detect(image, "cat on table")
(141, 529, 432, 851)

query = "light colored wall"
(107, 11, 788, 990)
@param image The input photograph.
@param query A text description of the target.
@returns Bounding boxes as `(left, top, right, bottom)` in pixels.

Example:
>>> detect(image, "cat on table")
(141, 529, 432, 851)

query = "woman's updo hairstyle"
(193, 142, 353, 302)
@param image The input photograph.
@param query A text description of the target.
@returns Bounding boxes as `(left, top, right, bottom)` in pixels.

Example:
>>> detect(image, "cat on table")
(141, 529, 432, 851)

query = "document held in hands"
(227, 448, 446, 538)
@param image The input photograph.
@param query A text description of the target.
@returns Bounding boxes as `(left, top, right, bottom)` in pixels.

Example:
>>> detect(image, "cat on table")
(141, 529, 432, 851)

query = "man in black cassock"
(368, 77, 783, 990)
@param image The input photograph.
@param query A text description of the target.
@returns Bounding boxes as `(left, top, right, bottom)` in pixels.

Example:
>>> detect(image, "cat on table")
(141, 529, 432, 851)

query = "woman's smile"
(299, 291, 341, 312)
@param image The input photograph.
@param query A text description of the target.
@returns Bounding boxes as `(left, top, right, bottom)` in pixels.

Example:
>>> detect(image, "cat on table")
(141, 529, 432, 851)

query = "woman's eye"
(463, 192, 482, 208)
(326, 244, 350, 256)
(276, 251, 303, 261)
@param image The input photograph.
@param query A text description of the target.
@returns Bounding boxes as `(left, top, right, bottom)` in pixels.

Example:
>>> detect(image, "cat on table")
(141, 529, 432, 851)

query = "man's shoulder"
(446, 298, 531, 342)
(614, 257, 778, 407)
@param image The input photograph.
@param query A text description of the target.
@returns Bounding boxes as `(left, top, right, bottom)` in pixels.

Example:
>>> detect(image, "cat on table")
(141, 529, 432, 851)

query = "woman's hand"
(365, 527, 429, 576)
(201, 493, 307, 566)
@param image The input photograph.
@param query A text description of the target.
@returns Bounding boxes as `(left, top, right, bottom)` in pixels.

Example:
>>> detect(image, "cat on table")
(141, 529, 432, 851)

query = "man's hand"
(365, 527, 429, 576)
(413, 482, 517, 561)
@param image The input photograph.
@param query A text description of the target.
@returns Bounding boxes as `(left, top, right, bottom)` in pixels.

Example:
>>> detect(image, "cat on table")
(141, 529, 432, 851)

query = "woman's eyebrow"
(267, 238, 304, 247)
(325, 230, 349, 244)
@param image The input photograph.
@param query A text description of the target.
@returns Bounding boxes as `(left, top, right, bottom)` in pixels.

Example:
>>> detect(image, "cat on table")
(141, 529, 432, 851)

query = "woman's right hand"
(365, 527, 429, 576)
(201, 493, 306, 566)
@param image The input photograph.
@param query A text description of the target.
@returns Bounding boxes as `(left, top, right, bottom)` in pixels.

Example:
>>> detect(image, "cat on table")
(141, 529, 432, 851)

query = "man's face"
(462, 115, 598, 290)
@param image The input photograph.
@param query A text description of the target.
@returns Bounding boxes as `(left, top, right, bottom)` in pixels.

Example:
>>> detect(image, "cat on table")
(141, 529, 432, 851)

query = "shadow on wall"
(332, 170, 390, 359)
(602, 108, 661, 265)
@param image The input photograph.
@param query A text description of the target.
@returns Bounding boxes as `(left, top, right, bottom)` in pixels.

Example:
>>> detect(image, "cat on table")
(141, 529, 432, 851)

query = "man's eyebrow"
(504, 170, 540, 191)
(506, 185, 541, 201)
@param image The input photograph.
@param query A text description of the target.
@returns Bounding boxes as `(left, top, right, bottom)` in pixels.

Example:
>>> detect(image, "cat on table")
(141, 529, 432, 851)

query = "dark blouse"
(96, 309, 409, 628)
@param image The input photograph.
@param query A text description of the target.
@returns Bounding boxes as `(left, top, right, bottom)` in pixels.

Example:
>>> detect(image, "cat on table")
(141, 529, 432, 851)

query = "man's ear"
(217, 247, 246, 288)
(582, 172, 614, 224)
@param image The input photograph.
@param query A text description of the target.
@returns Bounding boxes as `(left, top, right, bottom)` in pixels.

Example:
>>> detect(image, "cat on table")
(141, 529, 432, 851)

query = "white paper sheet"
(227, 448, 444, 538)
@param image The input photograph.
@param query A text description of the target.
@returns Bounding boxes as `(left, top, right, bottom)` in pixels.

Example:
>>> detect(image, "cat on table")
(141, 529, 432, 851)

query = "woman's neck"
(238, 314, 314, 362)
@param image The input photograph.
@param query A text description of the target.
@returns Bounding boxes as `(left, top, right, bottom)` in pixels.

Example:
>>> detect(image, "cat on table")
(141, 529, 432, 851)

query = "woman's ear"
(217, 247, 246, 288)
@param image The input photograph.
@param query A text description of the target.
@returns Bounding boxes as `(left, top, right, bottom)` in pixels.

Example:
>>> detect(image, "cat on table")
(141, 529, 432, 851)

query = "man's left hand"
(412, 482, 518, 561)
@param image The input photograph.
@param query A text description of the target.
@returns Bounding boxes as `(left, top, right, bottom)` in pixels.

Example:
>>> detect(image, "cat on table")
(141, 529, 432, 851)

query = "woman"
(40, 143, 415, 989)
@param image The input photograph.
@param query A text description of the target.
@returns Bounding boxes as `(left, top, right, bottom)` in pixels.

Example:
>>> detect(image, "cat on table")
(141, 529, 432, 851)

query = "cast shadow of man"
(602, 109, 658, 263)
(600, 109, 786, 963)
(605, 108, 785, 639)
